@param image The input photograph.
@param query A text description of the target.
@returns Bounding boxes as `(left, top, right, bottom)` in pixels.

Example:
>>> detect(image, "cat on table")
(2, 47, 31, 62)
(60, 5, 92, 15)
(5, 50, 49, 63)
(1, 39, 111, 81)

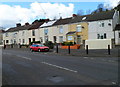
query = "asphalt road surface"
(2, 48, 119, 85)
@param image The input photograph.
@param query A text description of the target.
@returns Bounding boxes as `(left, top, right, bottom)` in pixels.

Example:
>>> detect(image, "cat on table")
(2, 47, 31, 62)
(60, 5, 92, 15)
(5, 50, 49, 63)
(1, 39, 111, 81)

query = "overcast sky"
(0, 0, 119, 29)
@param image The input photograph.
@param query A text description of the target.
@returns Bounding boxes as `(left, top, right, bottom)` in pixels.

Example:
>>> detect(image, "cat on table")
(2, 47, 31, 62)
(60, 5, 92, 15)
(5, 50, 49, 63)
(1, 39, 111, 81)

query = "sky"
(0, 0, 119, 29)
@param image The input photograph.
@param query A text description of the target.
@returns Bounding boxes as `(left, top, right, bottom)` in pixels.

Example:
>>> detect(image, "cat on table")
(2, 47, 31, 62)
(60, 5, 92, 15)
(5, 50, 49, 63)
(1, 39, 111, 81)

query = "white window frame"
(59, 26, 63, 34)
(76, 25, 82, 32)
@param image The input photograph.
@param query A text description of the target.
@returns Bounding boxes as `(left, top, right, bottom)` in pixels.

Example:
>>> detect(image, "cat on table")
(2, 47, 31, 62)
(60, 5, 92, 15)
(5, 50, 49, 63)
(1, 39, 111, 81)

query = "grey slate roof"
(53, 10, 115, 26)
(6, 25, 32, 32)
(6, 10, 115, 32)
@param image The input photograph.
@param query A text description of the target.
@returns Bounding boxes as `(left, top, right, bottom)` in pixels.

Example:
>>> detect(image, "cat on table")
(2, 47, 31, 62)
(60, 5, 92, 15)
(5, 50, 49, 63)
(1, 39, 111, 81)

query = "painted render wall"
(88, 19, 114, 40)
(39, 25, 69, 43)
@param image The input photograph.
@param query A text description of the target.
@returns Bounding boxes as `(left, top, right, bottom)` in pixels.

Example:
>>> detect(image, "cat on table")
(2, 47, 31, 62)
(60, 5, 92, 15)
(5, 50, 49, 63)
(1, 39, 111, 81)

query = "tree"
(86, 9, 92, 15)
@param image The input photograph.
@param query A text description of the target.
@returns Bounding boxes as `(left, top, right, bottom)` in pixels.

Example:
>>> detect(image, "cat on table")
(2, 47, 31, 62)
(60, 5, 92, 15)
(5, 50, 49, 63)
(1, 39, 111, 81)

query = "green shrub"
(44, 41, 54, 49)
(61, 42, 74, 46)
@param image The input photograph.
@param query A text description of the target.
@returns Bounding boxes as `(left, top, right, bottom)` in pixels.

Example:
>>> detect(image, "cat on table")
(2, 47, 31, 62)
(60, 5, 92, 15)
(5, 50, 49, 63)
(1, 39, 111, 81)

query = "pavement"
(4, 47, 120, 57)
(2, 48, 119, 85)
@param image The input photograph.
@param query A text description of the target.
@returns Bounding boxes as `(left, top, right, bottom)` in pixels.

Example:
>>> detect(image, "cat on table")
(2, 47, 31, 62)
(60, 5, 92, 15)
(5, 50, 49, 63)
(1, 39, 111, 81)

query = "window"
(11, 39, 13, 44)
(101, 23, 104, 27)
(32, 30, 35, 36)
(99, 22, 104, 27)
(59, 26, 63, 34)
(76, 25, 82, 32)
(119, 33, 120, 38)
(45, 36, 48, 42)
(97, 34, 100, 39)
(6, 40, 9, 43)
(19, 39, 21, 43)
(5, 33, 8, 37)
(23, 39, 25, 43)
(44, 29, 48, 35)
(104, 33, 107, 39)
(97, 33, 107, 39)
(59, 36, 63, 43)
(68, 36, 73, 40)
(22, 31, 24, 36)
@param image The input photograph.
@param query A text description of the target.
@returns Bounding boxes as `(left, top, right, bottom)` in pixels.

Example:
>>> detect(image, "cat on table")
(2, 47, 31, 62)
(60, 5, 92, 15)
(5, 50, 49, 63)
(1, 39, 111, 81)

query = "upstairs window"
(44, 29, 48, 35)
(5, 33, 8, 37)
(22, 31, 24, 36)
(76, 25, 82, 32)
(32, 30, 35, 36)
(99, 22, 104, 27)
(59, 26, 63, 34)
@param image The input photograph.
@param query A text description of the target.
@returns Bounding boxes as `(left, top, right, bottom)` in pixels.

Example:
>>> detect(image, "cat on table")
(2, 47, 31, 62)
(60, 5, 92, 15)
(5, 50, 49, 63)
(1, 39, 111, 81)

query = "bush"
(44, 41, 54, 49)
(61, 42, 74, 46)
(20, 44, 29, 48)
(30, 41, 41, 45)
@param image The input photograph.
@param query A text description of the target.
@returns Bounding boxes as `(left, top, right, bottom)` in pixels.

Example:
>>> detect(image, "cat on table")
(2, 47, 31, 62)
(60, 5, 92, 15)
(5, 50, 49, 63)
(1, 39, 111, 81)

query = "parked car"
(30, 44, 49, 52)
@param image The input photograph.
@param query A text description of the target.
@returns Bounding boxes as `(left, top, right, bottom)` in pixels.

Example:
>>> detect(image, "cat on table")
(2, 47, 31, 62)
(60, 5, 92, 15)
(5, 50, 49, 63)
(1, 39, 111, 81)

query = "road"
(2, 48, 119, 85)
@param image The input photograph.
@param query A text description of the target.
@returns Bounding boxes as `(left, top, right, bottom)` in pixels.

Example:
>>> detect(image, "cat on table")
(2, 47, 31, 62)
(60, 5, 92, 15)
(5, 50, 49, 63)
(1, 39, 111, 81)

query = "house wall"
(18, 30, 28, 45)
(115, 31, 120, 45)
(0, 32, 3, 44)
(3, 31, 19, 45)
(88, 19, 114, 40)
(67, 22, 88, 44)
(39, 25, 69, 43)
(85, 39, 112, 49)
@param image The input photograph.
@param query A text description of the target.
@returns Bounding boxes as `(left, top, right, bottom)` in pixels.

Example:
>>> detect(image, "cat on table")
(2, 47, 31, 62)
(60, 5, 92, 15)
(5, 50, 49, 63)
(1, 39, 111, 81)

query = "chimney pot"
(16, 23, 21, 27)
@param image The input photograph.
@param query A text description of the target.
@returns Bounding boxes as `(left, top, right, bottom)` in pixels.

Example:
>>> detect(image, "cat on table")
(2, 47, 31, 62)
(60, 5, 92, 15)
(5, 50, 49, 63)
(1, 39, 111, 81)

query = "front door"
(77, 35, 81, 44)
(29, 38, 31, 44)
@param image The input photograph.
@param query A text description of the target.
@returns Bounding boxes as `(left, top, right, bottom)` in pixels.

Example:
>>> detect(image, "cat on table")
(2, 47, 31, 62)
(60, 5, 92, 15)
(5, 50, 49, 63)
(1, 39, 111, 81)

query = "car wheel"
(38, 49, 41, 52)
(30, 48, 33, 52)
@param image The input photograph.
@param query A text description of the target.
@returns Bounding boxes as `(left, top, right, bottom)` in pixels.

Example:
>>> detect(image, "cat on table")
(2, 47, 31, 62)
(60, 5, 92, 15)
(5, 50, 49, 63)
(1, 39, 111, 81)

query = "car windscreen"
(38, 45, 45, 47)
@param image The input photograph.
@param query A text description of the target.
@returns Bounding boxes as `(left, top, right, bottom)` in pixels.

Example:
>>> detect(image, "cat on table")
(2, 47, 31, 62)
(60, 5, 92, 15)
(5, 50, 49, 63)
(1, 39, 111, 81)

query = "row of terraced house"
(2, 10, 120, 49)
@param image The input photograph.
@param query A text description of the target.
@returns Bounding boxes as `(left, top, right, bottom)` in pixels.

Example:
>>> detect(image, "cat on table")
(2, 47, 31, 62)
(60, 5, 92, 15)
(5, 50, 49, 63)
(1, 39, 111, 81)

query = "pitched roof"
(53, 10, 115, 26)
(28, 22, 44, 30)
(0, 30, 5, 33)
(84, 10, 115, 22)
(6, 25, 32, 32)
(53, 17, 72, 26)
(114, 24, 120, 31)
(6, 21, 45, 32)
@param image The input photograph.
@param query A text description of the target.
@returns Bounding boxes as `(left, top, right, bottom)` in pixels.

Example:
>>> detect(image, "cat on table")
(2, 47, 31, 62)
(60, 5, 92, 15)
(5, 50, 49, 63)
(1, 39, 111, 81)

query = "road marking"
(16, 55, 32, 60)
(83, 57, 88, 59)
(41, 62, 78, 73)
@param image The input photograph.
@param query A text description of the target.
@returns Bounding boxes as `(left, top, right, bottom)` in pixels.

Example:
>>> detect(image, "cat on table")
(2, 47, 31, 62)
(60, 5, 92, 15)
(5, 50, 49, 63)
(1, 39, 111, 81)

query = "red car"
(30, 44, 49, 52)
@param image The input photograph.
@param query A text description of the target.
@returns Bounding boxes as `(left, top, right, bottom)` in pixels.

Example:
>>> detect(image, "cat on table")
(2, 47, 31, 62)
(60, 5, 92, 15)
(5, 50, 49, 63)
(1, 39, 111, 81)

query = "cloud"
(104, 0, 119, 8)
(0, 2, 74, 29)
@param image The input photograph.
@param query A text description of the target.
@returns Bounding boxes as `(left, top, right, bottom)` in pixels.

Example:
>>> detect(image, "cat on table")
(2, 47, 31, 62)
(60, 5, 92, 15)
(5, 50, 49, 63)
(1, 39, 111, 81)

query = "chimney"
(25, 22, 29, 26)
(72, 14, 77, 17)
(16, 23, 21, 27)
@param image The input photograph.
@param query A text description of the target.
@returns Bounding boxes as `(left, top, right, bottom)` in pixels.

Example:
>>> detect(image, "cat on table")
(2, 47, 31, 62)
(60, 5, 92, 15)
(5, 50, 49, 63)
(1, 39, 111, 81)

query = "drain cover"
(47, 76, 64, 83)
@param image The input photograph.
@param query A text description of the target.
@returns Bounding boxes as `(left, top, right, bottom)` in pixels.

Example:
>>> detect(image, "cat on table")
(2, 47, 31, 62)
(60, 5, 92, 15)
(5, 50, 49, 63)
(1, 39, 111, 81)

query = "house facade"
(3, 10, 120, 48)
(67, 22, 88, 44)
(39, 20, 69, 43)
(0, 30, 5, 44)
(87, 10, 119, 45)
(114, 24, 120, 45)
